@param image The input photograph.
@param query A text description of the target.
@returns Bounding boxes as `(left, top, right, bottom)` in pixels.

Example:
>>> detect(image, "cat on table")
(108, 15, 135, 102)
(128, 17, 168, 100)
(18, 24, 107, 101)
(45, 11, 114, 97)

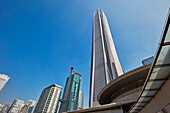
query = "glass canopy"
(129, 9, 170, 113)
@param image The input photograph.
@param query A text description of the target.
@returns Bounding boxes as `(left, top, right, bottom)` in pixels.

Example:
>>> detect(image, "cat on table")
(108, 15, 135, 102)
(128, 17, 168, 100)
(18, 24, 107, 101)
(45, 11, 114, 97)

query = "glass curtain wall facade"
(59, 67, 81, 113)
(90, 9, 124, 107)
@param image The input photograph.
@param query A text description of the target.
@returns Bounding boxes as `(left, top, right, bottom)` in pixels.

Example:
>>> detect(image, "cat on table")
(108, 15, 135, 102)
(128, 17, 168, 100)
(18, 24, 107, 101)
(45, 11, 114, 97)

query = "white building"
(34, 84, 62, 113)
(20, 100, 36, 113)
(0, 74, 10, 94)
(8, 99, 24, 113)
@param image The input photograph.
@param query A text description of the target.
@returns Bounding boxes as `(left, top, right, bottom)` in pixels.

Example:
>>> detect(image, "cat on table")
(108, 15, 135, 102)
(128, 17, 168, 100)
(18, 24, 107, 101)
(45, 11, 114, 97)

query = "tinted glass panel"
(156, 45, 170, 65)
(164, 25, 170, 42)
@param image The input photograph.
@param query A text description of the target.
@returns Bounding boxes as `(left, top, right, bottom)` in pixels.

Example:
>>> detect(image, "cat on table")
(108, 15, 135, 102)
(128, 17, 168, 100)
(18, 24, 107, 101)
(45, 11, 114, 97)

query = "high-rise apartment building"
(34, 84, 62, 113)
(20, 100, 36, 113)
(0, 104, 11, 113)
(8, 99, 24, 113)
(0, 74, 10, 94)
(59, 67, 81, 113)
(0, 104, 4, 112)
(78, 91, 84, 109)
(89, 9, 124, 107)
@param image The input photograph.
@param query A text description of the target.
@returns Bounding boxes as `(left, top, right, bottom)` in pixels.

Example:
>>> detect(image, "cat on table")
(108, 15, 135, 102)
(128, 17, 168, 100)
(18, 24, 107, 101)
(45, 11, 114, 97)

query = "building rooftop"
(44, 84, 62, 90)
(64, 99, 135, 113)
(0, 74, 10, 80)
(98, 63, 151, 105)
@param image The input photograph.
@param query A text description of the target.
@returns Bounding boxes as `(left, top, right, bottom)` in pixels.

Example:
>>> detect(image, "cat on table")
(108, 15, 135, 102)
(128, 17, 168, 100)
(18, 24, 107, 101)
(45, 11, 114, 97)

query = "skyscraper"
(34, 84, 62, 113)
(0, 74, 10, 94)
(59, 67, 81, 113)
(8, 99, 24, 113)
(89, 9, 124, 107)
(20, 100, 36, 113)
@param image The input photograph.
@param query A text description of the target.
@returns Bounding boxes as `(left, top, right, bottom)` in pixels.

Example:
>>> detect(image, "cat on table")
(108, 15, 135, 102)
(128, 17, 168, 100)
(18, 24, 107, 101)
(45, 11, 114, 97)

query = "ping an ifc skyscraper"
(89, 9, 124, 107)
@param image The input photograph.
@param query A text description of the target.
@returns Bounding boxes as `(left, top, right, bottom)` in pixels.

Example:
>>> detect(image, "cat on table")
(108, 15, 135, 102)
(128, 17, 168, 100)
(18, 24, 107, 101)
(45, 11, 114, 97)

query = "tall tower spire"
(89, 9, 124, 107)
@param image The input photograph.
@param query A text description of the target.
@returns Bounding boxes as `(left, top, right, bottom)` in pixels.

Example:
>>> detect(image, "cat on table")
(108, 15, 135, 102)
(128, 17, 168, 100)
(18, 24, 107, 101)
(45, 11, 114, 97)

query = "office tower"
(0, 74, 10, 94)
(59, 67, 81, 113)
(78, 91, 84, 109)
(34, 84, 62, 113)
(8, 99, 24, 113)
(0, 104, 11, 113)
(20, 100, 36, 113)
(89, 9, 124, 107)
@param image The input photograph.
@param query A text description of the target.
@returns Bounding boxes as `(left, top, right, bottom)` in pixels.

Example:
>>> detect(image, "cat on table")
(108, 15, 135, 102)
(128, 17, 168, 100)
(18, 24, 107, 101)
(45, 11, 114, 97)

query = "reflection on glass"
(164, 25, 170, 42)
(150, 67, 170, 79)
(156, 45, 170, 65)
(142, 90, 157, 96)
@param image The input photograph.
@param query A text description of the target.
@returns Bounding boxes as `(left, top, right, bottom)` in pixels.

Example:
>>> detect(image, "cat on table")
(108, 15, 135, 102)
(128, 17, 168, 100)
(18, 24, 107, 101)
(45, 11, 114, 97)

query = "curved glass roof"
(129, 8, 170, 113)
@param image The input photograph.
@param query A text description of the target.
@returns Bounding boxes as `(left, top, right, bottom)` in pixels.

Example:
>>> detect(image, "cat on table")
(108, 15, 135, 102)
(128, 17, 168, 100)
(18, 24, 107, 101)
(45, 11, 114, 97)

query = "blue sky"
(0, 0, 169, 108)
